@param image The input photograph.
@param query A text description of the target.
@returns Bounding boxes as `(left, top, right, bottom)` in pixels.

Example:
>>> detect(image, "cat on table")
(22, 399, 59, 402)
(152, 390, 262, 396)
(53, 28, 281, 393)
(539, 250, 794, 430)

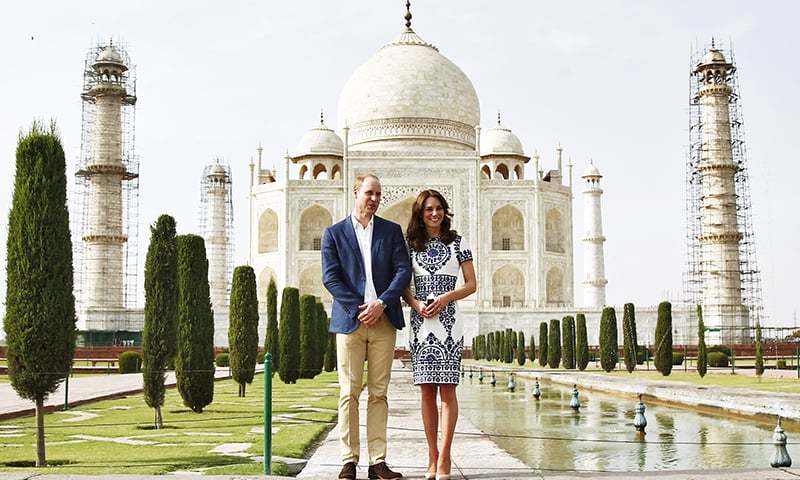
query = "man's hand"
(357, 300, 385, 327)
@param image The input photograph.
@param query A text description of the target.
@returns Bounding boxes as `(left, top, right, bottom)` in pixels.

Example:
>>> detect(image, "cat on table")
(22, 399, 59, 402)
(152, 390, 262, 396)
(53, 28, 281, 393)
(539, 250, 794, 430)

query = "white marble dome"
(480, 122, 525, 157)
(96, 45, 123, 64)
(337, 28, 480, 150)
(295, 121, 344, 158)
(701, 48, 727, 65)
(582, 163, 602, 178)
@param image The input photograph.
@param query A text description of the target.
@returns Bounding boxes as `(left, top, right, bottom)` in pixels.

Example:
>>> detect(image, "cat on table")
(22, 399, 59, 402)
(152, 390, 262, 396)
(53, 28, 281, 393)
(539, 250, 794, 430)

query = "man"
(322, 174, 411, 480)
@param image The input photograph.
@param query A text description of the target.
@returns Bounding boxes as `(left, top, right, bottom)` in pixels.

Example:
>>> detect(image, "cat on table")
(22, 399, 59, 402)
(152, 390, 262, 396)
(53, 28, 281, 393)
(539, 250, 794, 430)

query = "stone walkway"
(298, 361, 528, 479)
(0, 367, 252, 419)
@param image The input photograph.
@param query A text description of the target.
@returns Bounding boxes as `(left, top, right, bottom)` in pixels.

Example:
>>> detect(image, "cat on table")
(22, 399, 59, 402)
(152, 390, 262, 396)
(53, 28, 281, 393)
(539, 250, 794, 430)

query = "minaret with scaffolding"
(200, 161, 234, 345)
(73, 41, 139, 329)
(685, 41, 764, 344)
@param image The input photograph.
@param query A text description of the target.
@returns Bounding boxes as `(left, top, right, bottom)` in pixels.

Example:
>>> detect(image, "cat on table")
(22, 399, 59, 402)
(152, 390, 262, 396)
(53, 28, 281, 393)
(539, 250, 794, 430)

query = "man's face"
(354, 177, 382, 216)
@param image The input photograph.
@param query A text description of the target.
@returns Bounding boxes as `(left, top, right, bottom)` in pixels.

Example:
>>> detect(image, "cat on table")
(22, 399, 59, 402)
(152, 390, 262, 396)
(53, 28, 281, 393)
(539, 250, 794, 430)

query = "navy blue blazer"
(321, 215, 411, 334)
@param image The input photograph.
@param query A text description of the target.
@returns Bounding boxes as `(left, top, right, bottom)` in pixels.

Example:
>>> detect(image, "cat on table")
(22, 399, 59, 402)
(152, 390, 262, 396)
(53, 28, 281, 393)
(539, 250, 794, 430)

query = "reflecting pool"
(458, 372, 798, 472)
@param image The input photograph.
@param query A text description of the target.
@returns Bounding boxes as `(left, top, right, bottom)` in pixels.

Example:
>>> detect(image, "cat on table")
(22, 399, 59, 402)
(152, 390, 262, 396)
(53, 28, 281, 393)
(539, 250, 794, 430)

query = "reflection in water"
(458, 373, 799, 472)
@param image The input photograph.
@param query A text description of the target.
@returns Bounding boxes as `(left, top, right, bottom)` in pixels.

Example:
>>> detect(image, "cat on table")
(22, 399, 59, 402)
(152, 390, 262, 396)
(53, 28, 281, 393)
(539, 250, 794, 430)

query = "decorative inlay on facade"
(347, 150, 477, 158)
(381, 185, 452, 205)
(348, 117, 476, 148)
(489, 199, 526, 214)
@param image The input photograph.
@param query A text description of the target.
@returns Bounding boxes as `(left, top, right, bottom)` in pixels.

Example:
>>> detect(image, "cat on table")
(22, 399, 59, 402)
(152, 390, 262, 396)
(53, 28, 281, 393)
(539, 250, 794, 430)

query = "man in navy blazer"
(322, 174, 410, 480)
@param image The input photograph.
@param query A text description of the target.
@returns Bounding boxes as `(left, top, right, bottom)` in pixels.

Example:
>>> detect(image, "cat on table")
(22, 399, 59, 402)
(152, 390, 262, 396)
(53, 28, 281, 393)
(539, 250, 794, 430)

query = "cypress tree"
(622, 303, 638, 373)
(278, 287, 301, 383)
(494, 330, 501, 361)
(516, 331, 526, 366)
(538, 322, 548, 367)
(696, 305, 707, 378)
(487, 332, 494, 361)
(506, 328, 515, 363)
(315, 301, 328, 375)
(5, 122, 76, 466)
(562, 316, 576, 369)
(576, 313, 589, 371)
(499, 330, 507, 363)
(298, 294, 317, 378)
(548, 319, 562, 368)
(528, 333, 536, 363)
(176, 234, 215, 413)
(142, 215, 178, 429)
(755, 321, 764, 376)
(229, 266, 259, 397)
(264, 278, 279, 374)
(654, 301, 673, 376)
(599, 307, 619, 372)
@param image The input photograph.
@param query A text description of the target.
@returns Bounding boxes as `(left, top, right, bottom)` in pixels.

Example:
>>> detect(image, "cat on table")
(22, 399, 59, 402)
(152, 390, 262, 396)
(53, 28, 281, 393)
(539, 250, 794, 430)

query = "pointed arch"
(481, 165, 491, 179)
(313, 163, 328, 179)
(331, 164, 342, 179)
(495, 163, 509, 180)
(299, 264, 330, 302)
(492, 265, 525, 308)
(514, 164, 523, 180)
(257, 266, 277, 304)
(258, 208, 279, 253)
(299, 205, 332, 250)
(546, 267, 565, 305)
(492, 205, 524, 250)
(545, 208, 565, 253)
(299, 164, 309, 180)
(381, 196, 416, 235)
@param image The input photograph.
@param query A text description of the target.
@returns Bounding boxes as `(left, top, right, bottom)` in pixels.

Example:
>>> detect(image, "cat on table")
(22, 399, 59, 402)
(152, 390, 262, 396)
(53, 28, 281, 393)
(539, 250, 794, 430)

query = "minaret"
(201, 162, 233, 318)
(693, 45, 748, 342)
(81, 43, 132, 310)
(581, 162, 607, 308)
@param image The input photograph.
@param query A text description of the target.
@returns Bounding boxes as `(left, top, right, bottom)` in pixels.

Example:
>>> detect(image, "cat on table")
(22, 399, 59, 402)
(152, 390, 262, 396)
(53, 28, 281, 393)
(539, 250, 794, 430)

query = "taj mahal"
(248, 10, 633, 346)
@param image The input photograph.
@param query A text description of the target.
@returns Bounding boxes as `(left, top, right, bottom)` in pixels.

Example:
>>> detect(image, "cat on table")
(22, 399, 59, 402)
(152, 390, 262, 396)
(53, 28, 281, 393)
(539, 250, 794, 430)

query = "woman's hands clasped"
(415, 293, 450, 319)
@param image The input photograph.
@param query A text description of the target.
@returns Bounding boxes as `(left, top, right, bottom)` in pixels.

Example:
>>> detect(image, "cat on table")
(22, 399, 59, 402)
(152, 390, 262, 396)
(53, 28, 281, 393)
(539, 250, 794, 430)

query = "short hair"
(353, 173, 380, 193)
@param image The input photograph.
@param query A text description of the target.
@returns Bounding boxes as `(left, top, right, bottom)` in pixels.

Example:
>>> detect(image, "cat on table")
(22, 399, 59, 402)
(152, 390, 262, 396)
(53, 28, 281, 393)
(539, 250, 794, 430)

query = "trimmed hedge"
(672, 352, 684, 366)
(547, 319, 561, 369)
(119, 351, 142, 373)
(215, 352, 230, 367)
(654, 301, 673, 376)
(561, 316, 575, 370)
(538, 322, 548, 367)
(599, 307, 618, 372)
(696, 304, 707, 378)
(622, 303, 638, 373)
(708, 352, 729, 367)
(575, 313, 589, 371)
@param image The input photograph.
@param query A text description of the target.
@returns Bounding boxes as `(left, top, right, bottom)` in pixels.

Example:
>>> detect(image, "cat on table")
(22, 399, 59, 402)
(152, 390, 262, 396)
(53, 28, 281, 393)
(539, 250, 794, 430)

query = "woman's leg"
(437, 384, 458, 475)
(420, 384, 440, 474)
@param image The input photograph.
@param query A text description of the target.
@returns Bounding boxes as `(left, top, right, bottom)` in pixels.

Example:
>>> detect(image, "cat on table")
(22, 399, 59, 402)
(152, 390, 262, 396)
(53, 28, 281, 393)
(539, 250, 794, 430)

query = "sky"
(1, 1, 798, 334)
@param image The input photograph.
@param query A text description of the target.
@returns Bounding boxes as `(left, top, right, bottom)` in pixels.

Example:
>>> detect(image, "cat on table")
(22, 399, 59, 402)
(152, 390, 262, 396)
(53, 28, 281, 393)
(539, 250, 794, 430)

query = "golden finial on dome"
(405, 1, 412, 29)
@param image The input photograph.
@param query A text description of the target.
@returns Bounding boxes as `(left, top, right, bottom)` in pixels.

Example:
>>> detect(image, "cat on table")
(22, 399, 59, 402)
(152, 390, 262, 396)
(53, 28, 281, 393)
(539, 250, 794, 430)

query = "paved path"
(0, 367, 252, 419)
(298, 361, 529, 479)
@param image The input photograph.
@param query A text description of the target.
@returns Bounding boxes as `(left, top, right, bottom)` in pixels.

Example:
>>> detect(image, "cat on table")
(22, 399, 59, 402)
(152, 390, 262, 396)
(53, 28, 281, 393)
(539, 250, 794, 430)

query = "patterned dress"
(409, 235, 473, 385)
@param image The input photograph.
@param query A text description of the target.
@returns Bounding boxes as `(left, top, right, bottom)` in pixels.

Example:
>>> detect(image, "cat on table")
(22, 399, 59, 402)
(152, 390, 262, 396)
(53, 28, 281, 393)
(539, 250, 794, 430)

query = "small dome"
(97, 45, 123, 64)
(480, 121, 525, 157)
(582, 163, 602, 178)
(701, 48, 727, 65)
(295, 121, 344, 158)
(209, 164, 226, 175)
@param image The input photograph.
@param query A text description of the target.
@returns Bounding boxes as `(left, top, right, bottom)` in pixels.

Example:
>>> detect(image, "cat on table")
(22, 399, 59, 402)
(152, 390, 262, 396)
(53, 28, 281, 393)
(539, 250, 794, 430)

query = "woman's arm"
(422, 260, 476, 317)
(402, 282, 427, 316)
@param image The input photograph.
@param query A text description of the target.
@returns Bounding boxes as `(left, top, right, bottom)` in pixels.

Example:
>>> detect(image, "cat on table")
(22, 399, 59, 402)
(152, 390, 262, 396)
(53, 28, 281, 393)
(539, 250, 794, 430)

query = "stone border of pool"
(465, 362, 800, 423)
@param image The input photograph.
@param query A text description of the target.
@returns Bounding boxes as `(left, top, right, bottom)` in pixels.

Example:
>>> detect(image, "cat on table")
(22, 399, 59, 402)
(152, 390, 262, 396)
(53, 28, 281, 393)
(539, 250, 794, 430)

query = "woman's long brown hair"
(406, 189, 457, 252)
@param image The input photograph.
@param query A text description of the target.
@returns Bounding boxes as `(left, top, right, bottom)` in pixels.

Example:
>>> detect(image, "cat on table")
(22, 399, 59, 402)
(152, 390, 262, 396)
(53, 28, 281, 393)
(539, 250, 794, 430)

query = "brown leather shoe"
(368, 461, 403, 479)
(339, 462, 357, 479)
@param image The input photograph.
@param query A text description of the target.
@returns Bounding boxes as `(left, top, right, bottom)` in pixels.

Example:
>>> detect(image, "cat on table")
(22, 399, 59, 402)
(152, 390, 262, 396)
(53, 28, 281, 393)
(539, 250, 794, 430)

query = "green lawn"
(466, 360, 800, 394)
(0, 371, 340, 475)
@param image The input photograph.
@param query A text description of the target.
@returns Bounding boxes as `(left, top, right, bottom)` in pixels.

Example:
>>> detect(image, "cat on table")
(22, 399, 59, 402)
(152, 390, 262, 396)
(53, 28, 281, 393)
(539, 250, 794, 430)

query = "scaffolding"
(72, 41, 140, 319)
(199, 162, 234, 314)
(683, 40, 765, 344)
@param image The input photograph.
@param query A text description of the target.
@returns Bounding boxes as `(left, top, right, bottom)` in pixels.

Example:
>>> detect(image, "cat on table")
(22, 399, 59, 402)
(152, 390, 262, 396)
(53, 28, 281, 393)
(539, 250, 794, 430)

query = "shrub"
(263, 278, 280, 374)
(708, 345, 731, 357)
(622, 303, 638, 373)
(547, 319, 561, 369)
(256, 351, 265, 364)
(561, 316, 575, 369)
(298, 295, 318, 379)
(516, 332, 526, 366)
(654, 301, 673, 376)
(777, 359, 787, 369)
(215, 353, 230, 367)
(538, 322, 548, 367)
(636, 346, 650, 365)
(696, 305, 707, 378)
(755, 322, 764, 376)
(487, 332, 495, 361)
(575, 313, 589, 371)
(119, 351, 143, 373)
(599, 307, 618, 372)
(672, 352, 684, 365)
(528, 333, 536, 363)
(708, 352, 729, 367)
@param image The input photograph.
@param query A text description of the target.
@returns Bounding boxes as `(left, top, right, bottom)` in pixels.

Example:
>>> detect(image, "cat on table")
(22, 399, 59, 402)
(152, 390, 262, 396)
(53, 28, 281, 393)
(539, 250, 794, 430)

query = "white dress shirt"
(351, 214, 377, 303)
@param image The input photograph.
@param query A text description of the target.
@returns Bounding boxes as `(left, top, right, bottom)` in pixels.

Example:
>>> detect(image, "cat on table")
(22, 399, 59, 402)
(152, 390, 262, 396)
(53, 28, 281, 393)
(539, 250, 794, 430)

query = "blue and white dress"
(409, 235, 473, 385)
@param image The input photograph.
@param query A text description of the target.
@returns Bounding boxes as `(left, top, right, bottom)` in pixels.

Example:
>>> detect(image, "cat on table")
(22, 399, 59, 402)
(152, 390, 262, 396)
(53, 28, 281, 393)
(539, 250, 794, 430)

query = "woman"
(402, 190, 476, 480)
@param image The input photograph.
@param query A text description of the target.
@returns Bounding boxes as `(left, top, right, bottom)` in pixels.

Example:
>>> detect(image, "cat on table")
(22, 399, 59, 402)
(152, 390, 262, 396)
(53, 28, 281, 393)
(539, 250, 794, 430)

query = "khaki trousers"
(336, 314, 396, 465)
